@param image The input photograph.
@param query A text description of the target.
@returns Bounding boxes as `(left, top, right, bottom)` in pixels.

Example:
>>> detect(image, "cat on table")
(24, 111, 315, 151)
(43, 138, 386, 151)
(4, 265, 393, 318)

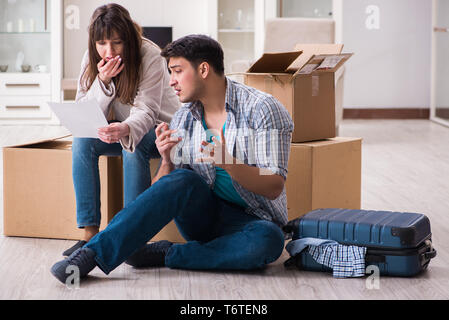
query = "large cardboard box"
(244, 44, 352, 143)
(3, 137, 185, 242)
(286, 137, 362, 220)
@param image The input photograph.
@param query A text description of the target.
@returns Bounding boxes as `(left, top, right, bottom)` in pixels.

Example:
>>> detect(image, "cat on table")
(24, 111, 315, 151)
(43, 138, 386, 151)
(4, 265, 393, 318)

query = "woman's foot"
(62, 226, 99, 257)
(62, 240, 87, 257)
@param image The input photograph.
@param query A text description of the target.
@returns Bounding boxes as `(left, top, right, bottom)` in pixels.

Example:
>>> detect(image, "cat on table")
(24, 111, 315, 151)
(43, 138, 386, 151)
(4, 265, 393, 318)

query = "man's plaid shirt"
(169, 77, 294, 227)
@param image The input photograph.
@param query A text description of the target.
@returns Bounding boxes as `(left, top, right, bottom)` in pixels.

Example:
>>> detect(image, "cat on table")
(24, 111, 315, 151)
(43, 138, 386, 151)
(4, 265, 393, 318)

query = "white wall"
(342, 0, 432, 109)
(63, 0, 210, 79)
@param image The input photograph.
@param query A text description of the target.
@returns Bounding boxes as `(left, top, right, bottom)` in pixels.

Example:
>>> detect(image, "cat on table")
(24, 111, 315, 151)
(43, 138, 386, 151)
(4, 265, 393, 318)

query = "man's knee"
(156, 169, 208, 192)
(246, 220, 285, 265)
(167, 168, 204, 183)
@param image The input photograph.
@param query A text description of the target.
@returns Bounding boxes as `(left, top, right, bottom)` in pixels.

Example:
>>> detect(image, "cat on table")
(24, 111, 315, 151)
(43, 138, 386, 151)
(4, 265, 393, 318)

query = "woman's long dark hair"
(82, 3, 142, 105)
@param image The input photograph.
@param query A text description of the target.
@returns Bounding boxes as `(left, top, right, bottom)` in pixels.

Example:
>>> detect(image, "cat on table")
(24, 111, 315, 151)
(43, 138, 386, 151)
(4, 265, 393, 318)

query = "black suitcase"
(283, 208, 437, 277)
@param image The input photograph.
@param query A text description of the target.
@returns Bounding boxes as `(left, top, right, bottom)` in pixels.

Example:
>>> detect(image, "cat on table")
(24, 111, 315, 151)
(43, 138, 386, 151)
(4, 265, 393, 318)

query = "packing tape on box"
(298, 63, 320, 75)
(315, 55, 345, 71)
(312, 75, 320, 97)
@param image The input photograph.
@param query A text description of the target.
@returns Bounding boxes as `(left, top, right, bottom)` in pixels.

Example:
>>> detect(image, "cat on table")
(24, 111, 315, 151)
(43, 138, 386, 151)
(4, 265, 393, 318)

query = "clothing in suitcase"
(283, 208, 437, 277)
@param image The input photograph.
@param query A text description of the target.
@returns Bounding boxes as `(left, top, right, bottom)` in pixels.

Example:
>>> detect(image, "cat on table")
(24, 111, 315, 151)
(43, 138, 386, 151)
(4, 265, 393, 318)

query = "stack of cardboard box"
(243, 44, 362, 221)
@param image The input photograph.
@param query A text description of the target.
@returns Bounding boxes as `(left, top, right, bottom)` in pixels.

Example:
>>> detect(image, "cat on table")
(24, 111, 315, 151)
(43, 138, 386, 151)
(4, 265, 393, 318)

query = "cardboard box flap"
(287, 43, 344, 72)
(299, 136, 362, 147)
(21, 140, 73, 151)
(247, 51, 302, 74)
(4, 134, 72, 149)
(296, 53, 353, 75)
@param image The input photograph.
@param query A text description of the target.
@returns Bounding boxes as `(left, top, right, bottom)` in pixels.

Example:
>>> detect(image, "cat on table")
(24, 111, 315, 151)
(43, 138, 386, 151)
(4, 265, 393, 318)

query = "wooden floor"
(1, 119, 449, 300)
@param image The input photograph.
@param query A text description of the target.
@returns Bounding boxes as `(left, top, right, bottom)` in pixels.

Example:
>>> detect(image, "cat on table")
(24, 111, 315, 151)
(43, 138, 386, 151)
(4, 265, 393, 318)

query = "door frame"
(431, 0, 449, 127)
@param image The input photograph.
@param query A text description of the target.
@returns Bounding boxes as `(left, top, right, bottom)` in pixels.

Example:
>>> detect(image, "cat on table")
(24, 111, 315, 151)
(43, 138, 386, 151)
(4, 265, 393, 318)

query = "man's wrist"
(160, 160, 175, 169)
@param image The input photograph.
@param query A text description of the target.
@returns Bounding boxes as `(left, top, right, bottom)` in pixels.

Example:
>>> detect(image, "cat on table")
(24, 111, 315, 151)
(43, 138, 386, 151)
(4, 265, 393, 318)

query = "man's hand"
(97, 122, 130, 144)
(196, 130, 284, 200)
(155, 122, 182, 164)
(97, 56, 124, 86)
(196, 132, 235, 167)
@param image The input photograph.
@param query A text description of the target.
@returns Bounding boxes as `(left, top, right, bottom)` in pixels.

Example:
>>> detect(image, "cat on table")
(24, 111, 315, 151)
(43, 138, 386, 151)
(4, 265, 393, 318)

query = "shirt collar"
(188, 77, 237, 121)
(224, 77, 238, 113)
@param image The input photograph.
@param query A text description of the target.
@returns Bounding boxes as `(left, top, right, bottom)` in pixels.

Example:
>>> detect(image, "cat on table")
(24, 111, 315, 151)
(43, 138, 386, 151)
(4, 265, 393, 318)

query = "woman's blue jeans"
(85, 169, 285, 273)
(72, 129, 160, 228)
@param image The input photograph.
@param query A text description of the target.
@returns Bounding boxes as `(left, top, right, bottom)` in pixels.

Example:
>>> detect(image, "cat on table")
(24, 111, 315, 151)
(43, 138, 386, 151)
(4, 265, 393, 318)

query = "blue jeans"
(72, 129, 160, 228)
(85, 169, 285, 274)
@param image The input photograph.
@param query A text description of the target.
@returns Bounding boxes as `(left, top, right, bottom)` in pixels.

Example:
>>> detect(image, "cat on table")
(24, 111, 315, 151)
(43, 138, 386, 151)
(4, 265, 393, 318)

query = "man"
(51, 35, 294, 284)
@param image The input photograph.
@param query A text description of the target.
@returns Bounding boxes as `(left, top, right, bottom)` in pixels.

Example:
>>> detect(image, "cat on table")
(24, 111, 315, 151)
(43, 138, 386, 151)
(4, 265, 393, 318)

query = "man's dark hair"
(161, 34, 225, 76)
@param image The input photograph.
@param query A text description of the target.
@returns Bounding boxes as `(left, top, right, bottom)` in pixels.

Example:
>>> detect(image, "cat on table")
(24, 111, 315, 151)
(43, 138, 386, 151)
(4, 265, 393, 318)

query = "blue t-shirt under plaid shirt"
(169, 77, 294, 227)
(201, 115, 248, 208)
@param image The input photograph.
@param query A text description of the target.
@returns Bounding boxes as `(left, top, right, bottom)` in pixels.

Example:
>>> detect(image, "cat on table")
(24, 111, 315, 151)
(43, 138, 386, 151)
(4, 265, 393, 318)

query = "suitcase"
(283, 208, 437, 277)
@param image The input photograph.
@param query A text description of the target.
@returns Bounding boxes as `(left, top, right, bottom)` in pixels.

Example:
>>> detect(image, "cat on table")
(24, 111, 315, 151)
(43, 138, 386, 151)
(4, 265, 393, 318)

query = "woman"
(64, 3, 180, 256)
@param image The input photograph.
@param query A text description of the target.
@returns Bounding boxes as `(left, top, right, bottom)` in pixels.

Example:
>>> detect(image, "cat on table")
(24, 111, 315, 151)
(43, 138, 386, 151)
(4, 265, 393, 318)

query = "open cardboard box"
(286, 137, 362, 220)
(3, 136, 185, 242)
(244, 44, 352, 143)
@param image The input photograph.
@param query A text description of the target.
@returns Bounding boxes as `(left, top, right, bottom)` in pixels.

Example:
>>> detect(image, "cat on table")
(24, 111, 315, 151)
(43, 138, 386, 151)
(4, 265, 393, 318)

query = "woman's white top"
(76, 38, 181, 152)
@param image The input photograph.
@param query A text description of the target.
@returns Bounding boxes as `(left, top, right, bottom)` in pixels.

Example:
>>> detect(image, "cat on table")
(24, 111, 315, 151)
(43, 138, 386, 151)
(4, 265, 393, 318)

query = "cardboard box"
(244, 44, 352, 143)
(3, 137, 122, 240)
(3, 136, 185, 243)
(286, 137, 362, 220)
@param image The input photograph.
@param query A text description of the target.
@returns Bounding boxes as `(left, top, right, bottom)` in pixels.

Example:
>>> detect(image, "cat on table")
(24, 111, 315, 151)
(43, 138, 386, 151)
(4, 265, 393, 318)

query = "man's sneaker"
(62, 240, 87, 257)
(125, 240, 173, 268)
(51, 247, 97, 285)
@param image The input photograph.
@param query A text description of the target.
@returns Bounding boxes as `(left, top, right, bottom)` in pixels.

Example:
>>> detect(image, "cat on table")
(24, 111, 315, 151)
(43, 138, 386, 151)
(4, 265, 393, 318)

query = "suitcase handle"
(420, 240, 437, 267)
(423, 248, 437, 260)
(422, 240, 437, 260)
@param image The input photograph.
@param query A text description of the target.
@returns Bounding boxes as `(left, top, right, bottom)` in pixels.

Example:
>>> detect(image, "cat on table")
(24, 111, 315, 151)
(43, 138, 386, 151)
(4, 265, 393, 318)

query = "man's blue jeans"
(72, 129, 160, 228)
(85, 169, 285, 273)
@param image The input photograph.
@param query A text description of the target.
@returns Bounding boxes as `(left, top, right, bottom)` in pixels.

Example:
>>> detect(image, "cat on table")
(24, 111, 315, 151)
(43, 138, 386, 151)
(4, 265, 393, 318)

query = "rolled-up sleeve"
(254, 96, 294, 180)
(121, 54, 167, 152)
